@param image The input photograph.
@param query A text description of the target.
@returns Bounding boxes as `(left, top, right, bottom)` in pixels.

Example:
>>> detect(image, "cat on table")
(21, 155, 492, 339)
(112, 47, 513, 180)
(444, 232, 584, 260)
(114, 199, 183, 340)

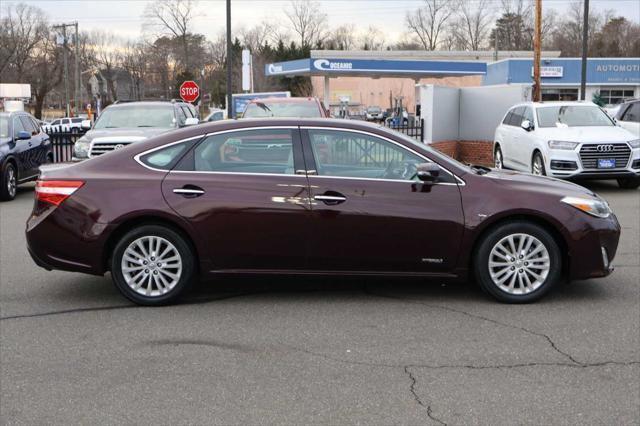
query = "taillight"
(35, 180, 85, 206)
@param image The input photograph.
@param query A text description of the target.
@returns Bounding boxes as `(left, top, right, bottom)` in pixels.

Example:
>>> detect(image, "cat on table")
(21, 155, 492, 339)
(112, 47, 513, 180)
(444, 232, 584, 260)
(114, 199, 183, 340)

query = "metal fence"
(46, 131, 80, 163)
(382, 118, 424, 142)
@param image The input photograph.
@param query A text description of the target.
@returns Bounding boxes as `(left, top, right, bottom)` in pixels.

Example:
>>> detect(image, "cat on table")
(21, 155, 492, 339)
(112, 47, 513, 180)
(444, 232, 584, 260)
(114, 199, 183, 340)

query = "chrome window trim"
(133, 125, 466, 185)
(301, 126, 465, 186)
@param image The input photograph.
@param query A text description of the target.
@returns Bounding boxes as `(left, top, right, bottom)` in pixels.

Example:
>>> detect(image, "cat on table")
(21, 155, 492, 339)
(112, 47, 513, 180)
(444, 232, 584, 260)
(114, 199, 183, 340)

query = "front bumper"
(545, 146, 640, 180)
(568, 213, 621, 280)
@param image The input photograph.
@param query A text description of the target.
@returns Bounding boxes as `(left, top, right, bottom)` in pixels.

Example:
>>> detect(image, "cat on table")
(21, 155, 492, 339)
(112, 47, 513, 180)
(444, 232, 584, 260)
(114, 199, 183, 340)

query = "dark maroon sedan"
(26, 119, 620, 305)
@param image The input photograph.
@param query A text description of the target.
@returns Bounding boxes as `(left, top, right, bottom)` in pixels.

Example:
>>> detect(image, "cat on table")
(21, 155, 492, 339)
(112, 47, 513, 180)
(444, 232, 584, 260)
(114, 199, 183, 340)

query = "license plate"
(597, 159, 616, 169)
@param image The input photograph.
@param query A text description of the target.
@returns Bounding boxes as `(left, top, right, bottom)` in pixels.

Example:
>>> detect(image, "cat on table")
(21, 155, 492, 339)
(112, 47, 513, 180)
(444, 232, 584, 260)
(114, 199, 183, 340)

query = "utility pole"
(532, 0, 542, 102)
(54, 22, 79, 117)
(74, 22, 80, 116)
(580, 0, 589, 100)
(226, 0, 233, 118)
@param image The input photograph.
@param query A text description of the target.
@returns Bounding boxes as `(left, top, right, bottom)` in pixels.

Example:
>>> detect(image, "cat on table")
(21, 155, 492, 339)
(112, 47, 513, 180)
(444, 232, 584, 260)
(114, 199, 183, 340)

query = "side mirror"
(521, 119, 534, 131)
(416, 162, 440, 183)
(81, 119, 92, 130)
(16, 130, 31, 140)
(184, 117, 199, 126)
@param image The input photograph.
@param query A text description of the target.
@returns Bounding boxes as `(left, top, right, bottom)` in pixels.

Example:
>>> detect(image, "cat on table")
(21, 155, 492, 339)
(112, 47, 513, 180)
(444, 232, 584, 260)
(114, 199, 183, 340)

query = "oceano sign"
(313, 59, 353, 70)
(268, 64, 283, 74)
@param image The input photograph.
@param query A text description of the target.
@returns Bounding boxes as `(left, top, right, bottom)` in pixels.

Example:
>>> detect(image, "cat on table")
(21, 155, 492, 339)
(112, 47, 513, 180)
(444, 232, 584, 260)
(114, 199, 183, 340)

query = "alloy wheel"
(7, 167, 16, 198)
(121, 236, 183, 297)
(494, 149, 503, 169)
(532, 155, 544, 175)
(488, 233, 550, 295)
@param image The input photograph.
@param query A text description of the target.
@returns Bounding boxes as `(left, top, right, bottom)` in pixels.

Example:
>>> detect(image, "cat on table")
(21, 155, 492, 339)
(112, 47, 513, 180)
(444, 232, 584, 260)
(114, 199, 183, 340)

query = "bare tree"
(359, 25, 385, 51)
(144, 0, 198, 71)
(326, 24, 356, 50)
(550, 2, 602, 56)
(0, 3, 48, 80)
(454, 0, 494, 50)
(90, 31, 123, 102)
(240, 21, 274, 52)
(26, 26, 63, 118)
(285, 0, 327, 48)
(405, 0, 457, 50)
(122, 41, 148, 100)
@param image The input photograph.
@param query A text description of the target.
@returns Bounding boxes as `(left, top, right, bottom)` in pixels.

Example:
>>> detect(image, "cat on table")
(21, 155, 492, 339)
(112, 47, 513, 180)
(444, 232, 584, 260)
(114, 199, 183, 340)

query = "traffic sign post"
(179, 81, 200, 103)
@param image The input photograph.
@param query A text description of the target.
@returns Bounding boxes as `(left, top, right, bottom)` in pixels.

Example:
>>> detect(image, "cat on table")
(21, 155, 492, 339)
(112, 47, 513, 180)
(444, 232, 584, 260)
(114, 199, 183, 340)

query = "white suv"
(494, 101, 640, 189)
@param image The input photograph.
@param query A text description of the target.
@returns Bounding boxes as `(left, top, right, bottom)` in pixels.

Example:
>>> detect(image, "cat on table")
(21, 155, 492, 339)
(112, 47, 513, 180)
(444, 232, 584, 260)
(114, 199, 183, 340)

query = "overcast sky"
(5, 0, 640, 42)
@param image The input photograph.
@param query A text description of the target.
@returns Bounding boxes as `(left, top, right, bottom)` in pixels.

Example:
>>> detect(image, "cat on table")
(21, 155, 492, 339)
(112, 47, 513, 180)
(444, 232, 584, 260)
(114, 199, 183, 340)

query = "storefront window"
(599, 89, 635, 105)
(541, 88, 579, 101)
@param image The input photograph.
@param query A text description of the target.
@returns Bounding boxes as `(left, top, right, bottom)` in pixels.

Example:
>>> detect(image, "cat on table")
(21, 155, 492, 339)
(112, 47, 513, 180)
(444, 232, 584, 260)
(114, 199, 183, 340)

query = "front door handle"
(314, 192, 347, 205)
(173, 185, 205, 198)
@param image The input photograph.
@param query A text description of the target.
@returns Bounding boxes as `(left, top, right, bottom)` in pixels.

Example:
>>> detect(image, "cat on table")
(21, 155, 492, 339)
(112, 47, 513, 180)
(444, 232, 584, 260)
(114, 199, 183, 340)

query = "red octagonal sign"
(179, 80, 199, 103)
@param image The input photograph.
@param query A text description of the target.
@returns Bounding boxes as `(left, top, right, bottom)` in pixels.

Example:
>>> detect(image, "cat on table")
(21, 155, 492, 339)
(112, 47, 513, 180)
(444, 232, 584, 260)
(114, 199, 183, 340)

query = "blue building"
(483, 58, 640, 106)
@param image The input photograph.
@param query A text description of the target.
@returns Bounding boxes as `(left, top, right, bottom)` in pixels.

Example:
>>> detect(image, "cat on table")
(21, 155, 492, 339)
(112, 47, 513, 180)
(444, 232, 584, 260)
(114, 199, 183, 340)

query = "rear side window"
(139, 143, 189, 170)
(72, 118, 83, 123)
(192, 129, 296, 175)
(621, 102, 639, 123)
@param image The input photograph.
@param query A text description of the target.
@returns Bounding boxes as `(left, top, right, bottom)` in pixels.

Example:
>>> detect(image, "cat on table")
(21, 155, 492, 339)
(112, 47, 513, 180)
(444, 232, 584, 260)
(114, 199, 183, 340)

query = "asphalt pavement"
(1, 181, 638, 425)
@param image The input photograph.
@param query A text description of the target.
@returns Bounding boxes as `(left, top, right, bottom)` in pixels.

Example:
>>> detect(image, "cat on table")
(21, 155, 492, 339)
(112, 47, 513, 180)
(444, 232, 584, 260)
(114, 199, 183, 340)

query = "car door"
(513, 106, 535, 169)
(498, 108, 518, 169)
(18, 116, 44, 176)
(161, 127, 312, 271)
(618, 102, 640, 136)
(300, 127, 464, 273)
(11, 116, 34, 180)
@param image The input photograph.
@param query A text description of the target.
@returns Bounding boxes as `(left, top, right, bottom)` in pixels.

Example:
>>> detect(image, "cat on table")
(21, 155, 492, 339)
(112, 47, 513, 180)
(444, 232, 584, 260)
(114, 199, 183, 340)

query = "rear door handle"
(173, 185, 205, 198)
(314, 192, 347, 205)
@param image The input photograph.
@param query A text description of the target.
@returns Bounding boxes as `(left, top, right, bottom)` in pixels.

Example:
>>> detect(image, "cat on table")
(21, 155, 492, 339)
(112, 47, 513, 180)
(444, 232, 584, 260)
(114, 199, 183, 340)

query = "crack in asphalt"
(404, 366, 447, 425)
(363, 287, 584, 365)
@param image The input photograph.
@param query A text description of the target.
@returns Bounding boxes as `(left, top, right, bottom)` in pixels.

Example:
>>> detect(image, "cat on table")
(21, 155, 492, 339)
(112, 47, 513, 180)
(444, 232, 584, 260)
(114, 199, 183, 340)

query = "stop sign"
(179, 80, 199, 103)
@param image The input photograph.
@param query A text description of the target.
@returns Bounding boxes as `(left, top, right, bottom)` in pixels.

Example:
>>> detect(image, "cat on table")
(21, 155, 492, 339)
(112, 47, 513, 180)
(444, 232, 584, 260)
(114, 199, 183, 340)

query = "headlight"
(628, 139, 640, 149)
(74, 138, 90, 158)
(561, 196, 611, 218)
(548, 140, 579, 150)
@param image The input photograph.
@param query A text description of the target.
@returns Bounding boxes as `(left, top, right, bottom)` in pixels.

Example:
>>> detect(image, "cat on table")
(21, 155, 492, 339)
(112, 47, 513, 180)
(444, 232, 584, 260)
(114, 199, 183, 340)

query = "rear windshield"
(242, 101, 321, 118)
(94, 105, 175, 129)
(368, 107, 381, 112)
(536, 105, 614, 128)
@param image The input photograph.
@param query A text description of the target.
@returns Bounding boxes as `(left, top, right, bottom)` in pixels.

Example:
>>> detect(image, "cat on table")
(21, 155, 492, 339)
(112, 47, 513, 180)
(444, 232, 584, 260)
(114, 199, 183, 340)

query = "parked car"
(202, 108, 225, 122)
(73, 101, 199, 161)
(494, 101, 640, 189)
(241, 97, 329, 119)
(614, 99, 639, 136)
(27, 118, 620, 305)
(42, 117, 85, 134)
(365, 106, 383, 122)
(0, 111, 52, 201)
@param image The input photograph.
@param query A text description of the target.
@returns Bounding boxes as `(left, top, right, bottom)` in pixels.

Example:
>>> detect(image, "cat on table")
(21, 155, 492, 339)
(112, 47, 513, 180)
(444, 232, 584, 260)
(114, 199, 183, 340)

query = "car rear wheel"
(532, 152, 546, 176)
(617, 177, 640, 189)
(474, 221, 562, 303)
(111, 225, 195, 306)
(0, 163, 17, 201)
(494, 146, 503, 169)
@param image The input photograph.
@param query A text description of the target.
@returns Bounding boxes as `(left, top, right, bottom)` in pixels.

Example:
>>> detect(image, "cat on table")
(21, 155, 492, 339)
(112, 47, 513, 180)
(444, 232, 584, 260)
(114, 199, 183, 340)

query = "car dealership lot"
(1, 182, 638, 424)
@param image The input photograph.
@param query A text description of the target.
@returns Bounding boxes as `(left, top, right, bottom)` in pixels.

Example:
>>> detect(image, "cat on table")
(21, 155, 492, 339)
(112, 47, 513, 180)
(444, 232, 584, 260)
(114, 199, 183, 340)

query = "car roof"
(247, 97, 319, 104)
(107, 101, 179, 109)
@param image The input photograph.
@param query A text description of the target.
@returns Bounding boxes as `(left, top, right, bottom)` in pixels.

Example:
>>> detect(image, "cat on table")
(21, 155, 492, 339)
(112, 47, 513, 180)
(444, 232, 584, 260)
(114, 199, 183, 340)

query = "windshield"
(0, 116, 8, 138)
(536, 105, 614, 128)
(368, 107, 381, 113)
(242, 101, 321, 118)
(94, 105, 175, 129)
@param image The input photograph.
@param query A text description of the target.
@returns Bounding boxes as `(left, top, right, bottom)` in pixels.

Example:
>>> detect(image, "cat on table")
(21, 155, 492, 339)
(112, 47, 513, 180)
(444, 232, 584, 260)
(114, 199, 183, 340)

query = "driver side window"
(308, 129, 424, 181)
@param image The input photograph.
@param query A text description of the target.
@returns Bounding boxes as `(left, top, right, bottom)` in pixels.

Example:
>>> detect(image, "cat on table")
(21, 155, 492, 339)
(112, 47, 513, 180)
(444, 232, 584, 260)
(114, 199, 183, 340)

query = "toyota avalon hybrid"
(26, 119, 620, 305)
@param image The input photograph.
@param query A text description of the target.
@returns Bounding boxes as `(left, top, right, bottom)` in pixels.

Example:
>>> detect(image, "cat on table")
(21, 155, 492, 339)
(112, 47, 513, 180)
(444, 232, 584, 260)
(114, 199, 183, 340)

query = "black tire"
(494, 145, 503, 169)
(110, 225, 195, 306)
(0, 162, 17, 201)
(617, 177, 640, 189)
(474, 221, 562, 303)
(532, 152, 546, 176)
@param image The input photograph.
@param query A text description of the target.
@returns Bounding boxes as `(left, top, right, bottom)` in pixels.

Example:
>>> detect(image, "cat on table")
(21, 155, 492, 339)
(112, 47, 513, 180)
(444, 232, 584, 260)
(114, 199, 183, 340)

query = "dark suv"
(0, 111, 52, 201)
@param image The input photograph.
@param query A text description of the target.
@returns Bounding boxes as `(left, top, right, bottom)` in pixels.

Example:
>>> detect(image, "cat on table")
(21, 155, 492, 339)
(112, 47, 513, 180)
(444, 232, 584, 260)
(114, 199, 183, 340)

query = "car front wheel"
(474, 221, 562, 303)
(111, 225, 195, 305)
(494, 146, 503, 169)
(0, 163, 17, 201)
(532, 152, 546, 176)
